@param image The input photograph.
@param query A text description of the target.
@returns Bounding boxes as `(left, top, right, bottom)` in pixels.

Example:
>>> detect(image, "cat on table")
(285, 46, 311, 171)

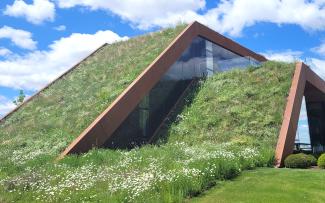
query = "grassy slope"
(0, 61, 296, 202)
(167, 61, 294, 148)
(0, 25, 186, 160)
(190, 168, 325, 203)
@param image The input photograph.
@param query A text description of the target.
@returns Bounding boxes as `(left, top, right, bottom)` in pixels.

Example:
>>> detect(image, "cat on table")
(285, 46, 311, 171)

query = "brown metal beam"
(275, 62, 325, 167)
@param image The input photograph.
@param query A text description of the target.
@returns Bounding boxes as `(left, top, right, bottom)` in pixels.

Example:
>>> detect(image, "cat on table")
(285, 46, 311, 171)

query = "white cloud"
(4, 0, 55, 25)
(309, 58, 325, 79)
(262, 50, 303, 62)
(56, 0, 325, 36)
(0, 26, 37, 50)
(56, 0, 206, 30)
(0, 30, 128, 90)
(0, 95, 15, 118)
(261, 49, 325, 79)
(53, 25, 66, 31)
(0, 48, 12, 57)
(311, 42, 325, 56)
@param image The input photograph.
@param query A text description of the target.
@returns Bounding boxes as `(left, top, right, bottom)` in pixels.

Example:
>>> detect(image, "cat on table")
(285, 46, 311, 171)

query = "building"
(1, 22, 324, 167)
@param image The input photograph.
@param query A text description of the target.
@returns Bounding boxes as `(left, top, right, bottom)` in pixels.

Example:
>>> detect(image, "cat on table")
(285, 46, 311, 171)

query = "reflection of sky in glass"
(295, 97, 311, 144)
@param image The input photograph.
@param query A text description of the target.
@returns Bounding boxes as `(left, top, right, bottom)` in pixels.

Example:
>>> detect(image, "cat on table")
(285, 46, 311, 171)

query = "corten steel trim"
(275, 62, 325, 167)
(59, 21, 267, 158)
(0, 43, 108, 122)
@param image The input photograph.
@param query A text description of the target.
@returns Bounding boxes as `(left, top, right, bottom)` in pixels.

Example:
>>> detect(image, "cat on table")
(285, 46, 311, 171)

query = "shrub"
(306, 154, 317, 166)
(317, 154, 325, 169)
(284, 153, 311, 169)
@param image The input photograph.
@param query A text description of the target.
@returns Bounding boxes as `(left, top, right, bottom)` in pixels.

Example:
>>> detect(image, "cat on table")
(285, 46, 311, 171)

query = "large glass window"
(104, 37, 260, 149)
(306, 101, 325, 154)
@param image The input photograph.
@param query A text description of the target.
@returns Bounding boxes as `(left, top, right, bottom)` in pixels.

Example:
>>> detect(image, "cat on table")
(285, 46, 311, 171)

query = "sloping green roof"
(0, 25, 186, 158)
(166, 61, 295, 147)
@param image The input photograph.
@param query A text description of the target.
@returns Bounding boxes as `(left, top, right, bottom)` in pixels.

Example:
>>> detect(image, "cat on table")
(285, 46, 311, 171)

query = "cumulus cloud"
(53, 25, 66, 31)
(0, 26, 37, 50)
(311, 42, 325, 56)
(55, 0, 325, 36)
(56, 0, 206, 30)
(0, 95, 15, 118)
(4, 0, 55, 25)
(309, 58, 325, 79)
(261, 49, 325, 79)
(262, 50, 303, 62)
(0, 48, 12, 57)
(0, 30, 128, 90)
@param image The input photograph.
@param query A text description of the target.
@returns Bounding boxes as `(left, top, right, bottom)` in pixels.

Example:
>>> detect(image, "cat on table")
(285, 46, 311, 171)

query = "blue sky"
(0, 0, 324, 135)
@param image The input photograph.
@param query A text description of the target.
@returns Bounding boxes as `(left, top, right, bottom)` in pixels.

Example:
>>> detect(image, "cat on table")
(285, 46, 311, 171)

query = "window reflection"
(104, 37, 261, 149)
(294, 97, 312, 152)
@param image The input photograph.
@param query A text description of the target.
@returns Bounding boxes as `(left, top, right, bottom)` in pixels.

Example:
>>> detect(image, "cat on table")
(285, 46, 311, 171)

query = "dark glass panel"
(306, 101, 325, 154)
(104, 36, 260, 149)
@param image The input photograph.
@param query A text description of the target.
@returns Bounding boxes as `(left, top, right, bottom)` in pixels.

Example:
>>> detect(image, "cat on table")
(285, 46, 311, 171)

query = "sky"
(0, 0, 324, 139)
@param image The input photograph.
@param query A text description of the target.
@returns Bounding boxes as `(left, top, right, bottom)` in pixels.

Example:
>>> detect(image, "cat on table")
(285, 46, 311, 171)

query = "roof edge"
(0, 43, 108, 123)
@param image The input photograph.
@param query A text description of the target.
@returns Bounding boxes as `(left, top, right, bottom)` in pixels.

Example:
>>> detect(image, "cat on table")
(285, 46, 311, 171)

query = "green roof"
(0, 24, 186, 157)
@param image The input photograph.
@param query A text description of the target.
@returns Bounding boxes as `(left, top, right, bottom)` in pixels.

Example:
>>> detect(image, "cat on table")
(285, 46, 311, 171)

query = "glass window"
(104, 37, 261, 149)
(306, 101, 325, 154)
(294, 97, 312, 152)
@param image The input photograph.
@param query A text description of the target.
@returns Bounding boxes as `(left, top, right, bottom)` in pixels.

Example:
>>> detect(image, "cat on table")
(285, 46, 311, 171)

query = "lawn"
(190, 168, 325, 203)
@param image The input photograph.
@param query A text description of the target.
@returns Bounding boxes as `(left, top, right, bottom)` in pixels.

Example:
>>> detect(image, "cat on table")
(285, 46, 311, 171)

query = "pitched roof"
(0, 24, 186, 157)
(59, 21, 266, 158)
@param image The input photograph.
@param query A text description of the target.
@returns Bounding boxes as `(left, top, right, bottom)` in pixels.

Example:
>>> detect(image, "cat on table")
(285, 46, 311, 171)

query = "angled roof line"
(58, 21, 267, 159)
(0, 43, 108, 122)
(275, 62, 325, 167)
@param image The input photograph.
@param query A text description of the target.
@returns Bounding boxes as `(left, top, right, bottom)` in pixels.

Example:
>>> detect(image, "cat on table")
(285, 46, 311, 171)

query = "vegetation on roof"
(0, 24, 186, 160)
(0, 61, 295, 202)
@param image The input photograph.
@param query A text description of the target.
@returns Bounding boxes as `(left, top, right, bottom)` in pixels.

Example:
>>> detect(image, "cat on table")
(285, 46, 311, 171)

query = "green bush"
(317, 154, 325, 169)
(284, 153, 312, 169)
(306, 154, 317, 166)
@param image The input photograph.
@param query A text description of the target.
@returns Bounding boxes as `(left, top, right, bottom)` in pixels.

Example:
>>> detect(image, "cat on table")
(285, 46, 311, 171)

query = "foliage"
(284, 153, 313, 168)
(190, 168, 325, 203)
(317, 153, 325, 169)
(306, 154, 317, 166)
(12, 90, 26, 106)
(0, 55, 295, 203)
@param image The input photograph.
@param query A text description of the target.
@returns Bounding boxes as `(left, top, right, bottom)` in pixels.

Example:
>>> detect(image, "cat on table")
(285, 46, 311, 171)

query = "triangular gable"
(59, 21, 266, 158)
(275, 62, 325, 167)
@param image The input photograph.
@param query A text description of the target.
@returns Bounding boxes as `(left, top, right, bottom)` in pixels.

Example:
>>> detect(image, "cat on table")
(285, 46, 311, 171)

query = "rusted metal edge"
(55, 21, 267, 159)
(275, 62, 325, 167)
(0, 43, 108, 122)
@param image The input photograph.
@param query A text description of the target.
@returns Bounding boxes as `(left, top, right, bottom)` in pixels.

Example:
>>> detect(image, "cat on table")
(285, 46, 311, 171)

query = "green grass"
(0, 60, 296, 202)
(0, 24, 186, 161)
(190, 168, 325, 203)
(166, 61, 294, 147)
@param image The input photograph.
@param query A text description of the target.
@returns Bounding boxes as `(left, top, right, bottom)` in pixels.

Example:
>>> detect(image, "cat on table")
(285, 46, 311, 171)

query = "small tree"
(13, 90, 26, 106)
